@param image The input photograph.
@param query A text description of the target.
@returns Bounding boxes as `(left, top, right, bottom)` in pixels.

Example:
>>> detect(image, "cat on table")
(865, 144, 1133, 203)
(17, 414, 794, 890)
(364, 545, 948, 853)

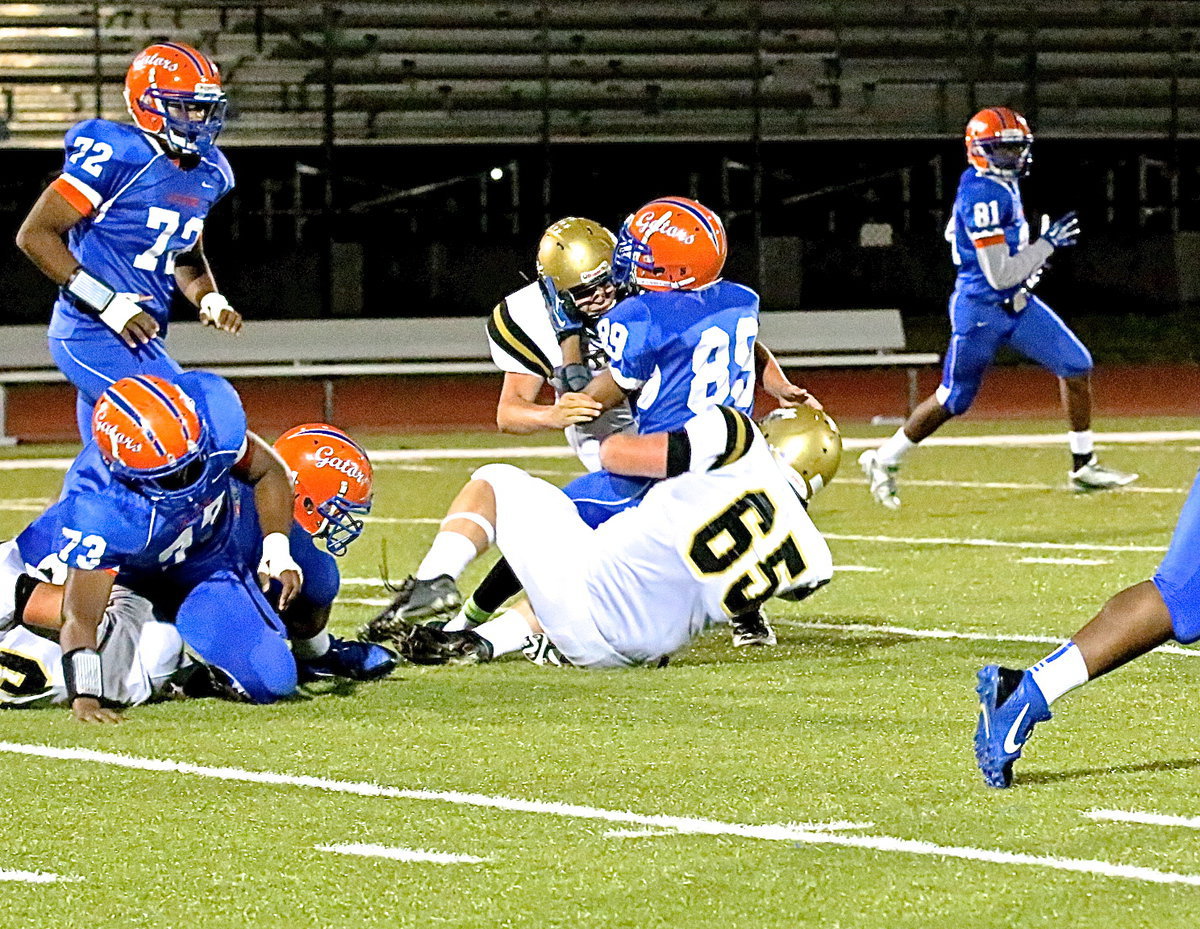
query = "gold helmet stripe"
(711, 406, 754, 470)
(487, 300, 553, 379)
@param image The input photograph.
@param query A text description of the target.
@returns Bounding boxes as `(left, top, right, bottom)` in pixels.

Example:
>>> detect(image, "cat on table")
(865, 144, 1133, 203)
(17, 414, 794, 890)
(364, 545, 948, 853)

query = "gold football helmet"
(759, 406, 842, 499)
(536, 217, 618, 319)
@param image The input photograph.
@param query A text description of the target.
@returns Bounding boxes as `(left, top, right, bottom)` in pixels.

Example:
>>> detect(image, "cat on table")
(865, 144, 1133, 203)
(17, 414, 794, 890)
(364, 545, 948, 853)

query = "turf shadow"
(1020, 755, 1200, 785)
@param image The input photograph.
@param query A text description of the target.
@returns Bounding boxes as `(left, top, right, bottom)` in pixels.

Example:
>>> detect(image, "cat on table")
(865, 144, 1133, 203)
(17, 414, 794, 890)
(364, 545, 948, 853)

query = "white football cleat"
(858, 449, 901, 509)
(1068, 457, 1139, 492)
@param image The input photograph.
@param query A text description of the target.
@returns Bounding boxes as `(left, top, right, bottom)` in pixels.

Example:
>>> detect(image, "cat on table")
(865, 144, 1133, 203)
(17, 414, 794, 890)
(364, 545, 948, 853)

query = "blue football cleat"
(974, 665, 1052, 788)
(297, 636, 397, 683)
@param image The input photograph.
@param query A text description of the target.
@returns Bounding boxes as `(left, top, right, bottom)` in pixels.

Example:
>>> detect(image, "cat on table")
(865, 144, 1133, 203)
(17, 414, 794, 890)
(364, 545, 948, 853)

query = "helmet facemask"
(971, 135, 1032, 178)
(138, 83, 227, 156)
(315, 495, 372, 557)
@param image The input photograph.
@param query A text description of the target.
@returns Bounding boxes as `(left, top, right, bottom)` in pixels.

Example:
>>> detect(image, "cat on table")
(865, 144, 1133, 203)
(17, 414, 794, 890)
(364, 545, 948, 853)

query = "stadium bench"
(0, 309, 935, 441)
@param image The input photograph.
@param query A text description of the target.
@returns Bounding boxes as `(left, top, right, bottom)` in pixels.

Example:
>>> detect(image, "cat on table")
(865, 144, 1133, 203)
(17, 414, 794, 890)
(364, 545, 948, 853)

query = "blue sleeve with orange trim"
(56, 119, 144, 216)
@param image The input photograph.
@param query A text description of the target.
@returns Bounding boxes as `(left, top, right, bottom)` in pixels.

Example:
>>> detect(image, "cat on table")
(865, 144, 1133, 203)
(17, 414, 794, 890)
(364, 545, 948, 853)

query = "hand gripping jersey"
(50, 118, 235, 340)
(487, 280, 635, 470)
(0, 540, 190, 707)
(945, 168, 1029, 301)
(16, 371, 248, 583)
(477, 407, 832, 668)
(601, 279, 760, 434)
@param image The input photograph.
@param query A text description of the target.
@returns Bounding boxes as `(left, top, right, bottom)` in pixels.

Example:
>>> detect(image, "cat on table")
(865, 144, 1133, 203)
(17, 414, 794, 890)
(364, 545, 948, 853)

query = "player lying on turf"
(15, 42, 241, 441)
(974, 461, 1200, 787)
(859, 106, 1136, 509)
(0, 540, 240, 710)
(363, 404, 833, 668)
(15, 374, 394, 721)
(398, 197, 820, 649)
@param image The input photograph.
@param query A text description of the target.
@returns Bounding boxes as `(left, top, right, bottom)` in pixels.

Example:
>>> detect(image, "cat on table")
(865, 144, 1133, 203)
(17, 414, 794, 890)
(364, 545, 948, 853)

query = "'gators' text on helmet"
(613, 196, 727, 292)
(274, 424, 373, 556)
(124, 42, 227, 156)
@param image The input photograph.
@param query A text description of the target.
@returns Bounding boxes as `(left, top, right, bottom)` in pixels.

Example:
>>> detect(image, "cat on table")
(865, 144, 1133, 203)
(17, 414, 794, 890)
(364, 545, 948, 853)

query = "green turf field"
(3, 418, 1200, 928)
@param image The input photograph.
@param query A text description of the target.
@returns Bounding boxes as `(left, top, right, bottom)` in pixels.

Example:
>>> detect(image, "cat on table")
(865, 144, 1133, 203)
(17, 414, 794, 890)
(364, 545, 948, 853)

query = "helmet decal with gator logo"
(965, 107, 1033, 178)
(758, 407, 843, 501)
(274, 424, 373, 556)
(613, 196, 727, 291)
(92, 375, 214, 506)
(125, 42, 227, 156)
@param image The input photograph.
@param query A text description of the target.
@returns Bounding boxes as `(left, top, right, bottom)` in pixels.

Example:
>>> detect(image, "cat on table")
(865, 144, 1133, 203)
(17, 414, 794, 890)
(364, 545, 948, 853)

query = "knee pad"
(935, 383, 974, 417)
(471, 462, 524, 486)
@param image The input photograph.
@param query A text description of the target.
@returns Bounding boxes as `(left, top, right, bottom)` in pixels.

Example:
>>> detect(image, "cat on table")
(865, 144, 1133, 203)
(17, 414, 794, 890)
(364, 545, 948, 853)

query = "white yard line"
(361, 516, 440, 525)
(1086, 810, 1200, 829)
(840, 477, 1183, 495)
(339, 598, 392, 607)
(2, 429, 1198, 472)
(825, 532, 1167, 554)
(3, 742, 1200, 887)
(833, 565, 885, 573)
(778, 620, 1200, 658)
(1017, 557, 1112, 566)
(316, 843, 486, 864)
(0, 868, 79, 883)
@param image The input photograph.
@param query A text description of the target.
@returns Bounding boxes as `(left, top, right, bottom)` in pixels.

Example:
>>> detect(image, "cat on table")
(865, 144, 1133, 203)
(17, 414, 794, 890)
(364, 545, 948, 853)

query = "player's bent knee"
(471, 462, 524, 486)
(1152, 574, 1200, 645)
(935, 383, 973, 416)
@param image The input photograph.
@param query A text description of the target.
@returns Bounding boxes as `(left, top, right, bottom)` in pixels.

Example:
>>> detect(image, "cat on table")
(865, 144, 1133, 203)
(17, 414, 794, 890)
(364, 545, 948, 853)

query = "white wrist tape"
(62, 647, 103, 702)
(259, 531, 303, 582)
(199, 291, 232, 324)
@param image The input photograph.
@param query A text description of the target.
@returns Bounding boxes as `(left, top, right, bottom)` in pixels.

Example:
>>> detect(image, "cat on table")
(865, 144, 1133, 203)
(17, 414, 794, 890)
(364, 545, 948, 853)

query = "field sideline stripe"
(2, 428, 1199, 471)
(780, 620, 1200, 658)
(825, 532, 1167, 554)
(1086, 810, 1200, 829)
(2, 743, 1199, 887)
(840, 477, 1183, 495)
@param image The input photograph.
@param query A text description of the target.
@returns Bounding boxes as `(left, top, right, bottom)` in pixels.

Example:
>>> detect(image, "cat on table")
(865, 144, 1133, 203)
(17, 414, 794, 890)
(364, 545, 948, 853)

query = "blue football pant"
(937, 293, 1093, 415)
(49, 335, 183, 440)
(1153, 466, 1200, 644)
(562, 470, 656, 528)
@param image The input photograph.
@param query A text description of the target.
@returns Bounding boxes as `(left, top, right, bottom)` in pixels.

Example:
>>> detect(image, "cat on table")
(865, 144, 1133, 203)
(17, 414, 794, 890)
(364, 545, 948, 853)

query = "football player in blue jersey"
(859, 107, 1137, 509)
(974, 460, 1200, 787)
(365, 197, 820, 649)
(15, 42, 242, 441)
(16, 374, 394, 722)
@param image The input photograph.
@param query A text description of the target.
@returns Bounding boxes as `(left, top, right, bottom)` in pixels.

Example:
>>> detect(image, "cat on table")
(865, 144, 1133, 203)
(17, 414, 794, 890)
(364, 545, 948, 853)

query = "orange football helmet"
(965, 107, 1033, 178)
(274, 424, 373, 556)
(124, 42, 227, 155)
(613, 196, 727, 291)
(92, 375, 211, 504)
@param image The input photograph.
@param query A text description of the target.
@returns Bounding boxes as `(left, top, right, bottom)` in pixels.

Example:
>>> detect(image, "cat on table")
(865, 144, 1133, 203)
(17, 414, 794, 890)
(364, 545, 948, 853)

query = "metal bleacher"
(3, 2, 1200, 146)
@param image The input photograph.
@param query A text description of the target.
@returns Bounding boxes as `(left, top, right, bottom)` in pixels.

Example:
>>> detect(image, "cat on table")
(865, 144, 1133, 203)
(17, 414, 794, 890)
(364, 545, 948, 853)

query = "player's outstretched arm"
(60, 567, 121, 724)
(16, 183, 159, 347)
(755, 342, 821, 410)
(600, 406, 752, 478)
(234, 432, 303, 610)
(174, 234, 242, 334)
(496, 372, 601, 434)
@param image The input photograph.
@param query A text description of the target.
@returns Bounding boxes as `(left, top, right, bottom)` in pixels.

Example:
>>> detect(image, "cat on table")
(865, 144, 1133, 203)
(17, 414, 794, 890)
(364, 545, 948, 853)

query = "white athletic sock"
(1028, 642, 1089, 705)
(416, 532, 478, 581)
(474, 609, 537, 658)
(291, 629, 330, 659)
(875, 428, 916, 466)
(1068, 430, 1094, 458)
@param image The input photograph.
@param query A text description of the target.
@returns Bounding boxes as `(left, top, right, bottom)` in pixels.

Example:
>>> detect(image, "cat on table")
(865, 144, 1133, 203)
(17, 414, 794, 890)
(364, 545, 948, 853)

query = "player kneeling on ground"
(15, 375, 393, 721)
(363, 405, 833, 668)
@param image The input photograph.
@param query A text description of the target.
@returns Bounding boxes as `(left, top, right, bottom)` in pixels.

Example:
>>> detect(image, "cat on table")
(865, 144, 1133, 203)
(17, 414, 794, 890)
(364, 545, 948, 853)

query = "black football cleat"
(297, 636, 397, 683)
(358, 574, 463, 642)
(398, 622, 494, 666)
(731, 610, 778, 647)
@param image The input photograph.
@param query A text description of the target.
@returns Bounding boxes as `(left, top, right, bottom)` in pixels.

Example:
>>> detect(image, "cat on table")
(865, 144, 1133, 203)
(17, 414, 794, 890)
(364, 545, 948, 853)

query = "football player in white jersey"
(0, 539, 230, 711)
(375, 405, 833, 669)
